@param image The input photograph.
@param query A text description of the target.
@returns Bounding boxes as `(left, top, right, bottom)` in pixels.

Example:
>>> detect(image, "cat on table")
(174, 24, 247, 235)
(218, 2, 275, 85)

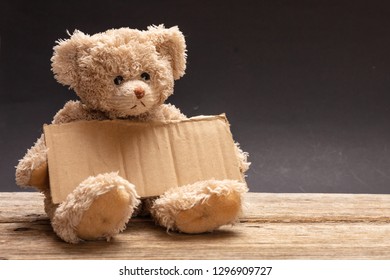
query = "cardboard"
(44, 115, 244, 204)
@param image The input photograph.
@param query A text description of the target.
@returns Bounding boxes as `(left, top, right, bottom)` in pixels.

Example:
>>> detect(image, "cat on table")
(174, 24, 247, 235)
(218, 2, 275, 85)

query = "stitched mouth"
(130, 101, 146, 109)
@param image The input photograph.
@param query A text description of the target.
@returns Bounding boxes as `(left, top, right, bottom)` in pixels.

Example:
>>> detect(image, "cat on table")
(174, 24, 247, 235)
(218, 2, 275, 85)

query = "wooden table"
(0, 192, 389, 260)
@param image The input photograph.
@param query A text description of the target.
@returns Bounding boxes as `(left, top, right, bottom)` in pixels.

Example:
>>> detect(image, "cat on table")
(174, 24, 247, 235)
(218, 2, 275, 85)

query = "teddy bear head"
(51, 25, 187, 118)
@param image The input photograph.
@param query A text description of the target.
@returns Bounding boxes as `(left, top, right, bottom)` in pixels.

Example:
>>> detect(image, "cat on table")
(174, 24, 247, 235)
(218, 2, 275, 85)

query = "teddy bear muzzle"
(107, 80, 157, 116)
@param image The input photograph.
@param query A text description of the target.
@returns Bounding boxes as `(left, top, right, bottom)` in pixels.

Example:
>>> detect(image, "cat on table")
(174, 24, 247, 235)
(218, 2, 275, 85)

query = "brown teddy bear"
(15, 25, 250, 243)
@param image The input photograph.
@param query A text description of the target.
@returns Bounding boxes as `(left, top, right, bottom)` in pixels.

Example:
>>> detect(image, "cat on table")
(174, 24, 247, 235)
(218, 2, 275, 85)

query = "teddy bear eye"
(114, 76, 124, 85)
(141, 72, 150, 81)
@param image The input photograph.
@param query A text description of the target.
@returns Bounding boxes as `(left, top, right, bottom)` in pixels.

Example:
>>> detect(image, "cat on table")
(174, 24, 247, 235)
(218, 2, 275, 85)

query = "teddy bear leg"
(52, 172, 140, 243)
(151, 180, 248, 233)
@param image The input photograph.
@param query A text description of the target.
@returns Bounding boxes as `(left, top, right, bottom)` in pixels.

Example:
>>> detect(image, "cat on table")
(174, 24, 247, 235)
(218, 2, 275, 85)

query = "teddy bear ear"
(51, 30, 91, 87)
(147, 25, 187, 80)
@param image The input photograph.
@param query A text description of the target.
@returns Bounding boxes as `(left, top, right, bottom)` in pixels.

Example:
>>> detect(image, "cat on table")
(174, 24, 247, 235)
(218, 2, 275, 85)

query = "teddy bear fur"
(15, 25, 250, 243)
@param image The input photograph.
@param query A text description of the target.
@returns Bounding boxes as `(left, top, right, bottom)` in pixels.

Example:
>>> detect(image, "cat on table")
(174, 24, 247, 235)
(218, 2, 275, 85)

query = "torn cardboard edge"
(44, 114, 245, 204)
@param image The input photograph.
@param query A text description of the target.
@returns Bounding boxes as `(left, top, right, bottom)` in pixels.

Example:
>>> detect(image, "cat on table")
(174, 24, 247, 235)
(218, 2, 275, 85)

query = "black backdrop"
(1, 0, 389, 193)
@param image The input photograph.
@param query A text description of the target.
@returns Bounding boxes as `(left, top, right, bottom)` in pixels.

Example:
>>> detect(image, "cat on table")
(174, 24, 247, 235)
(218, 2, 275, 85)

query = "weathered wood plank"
(0, 192, 389, 260)
(0, 192, 46, 223)
(1, 220, 390, 260)
(243, 193, 390, 222)
(2, 192, 390, 223)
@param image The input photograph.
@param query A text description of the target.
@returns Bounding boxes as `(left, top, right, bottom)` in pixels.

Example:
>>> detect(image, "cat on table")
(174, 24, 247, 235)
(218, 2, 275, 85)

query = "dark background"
(1, 0, 389, 193)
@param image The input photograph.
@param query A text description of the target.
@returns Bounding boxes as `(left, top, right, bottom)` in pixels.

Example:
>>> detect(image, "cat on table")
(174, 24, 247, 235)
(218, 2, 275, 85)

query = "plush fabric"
(15, 25, 249, 243)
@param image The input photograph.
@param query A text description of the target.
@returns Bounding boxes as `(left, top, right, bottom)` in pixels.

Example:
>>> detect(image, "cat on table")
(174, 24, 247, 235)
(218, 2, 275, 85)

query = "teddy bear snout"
(134, 87, 145, 99)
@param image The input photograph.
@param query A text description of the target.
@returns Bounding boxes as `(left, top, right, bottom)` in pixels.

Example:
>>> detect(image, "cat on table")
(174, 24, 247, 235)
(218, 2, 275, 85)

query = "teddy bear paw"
(152, 179, 248, 233)
(75, 185, 134, 241)
(175, 189, 241, 233)
(52, 172, 140, 243)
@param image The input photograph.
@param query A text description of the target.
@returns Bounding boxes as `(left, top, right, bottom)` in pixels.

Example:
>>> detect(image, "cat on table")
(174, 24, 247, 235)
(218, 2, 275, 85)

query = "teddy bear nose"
(134, 87, 145, 99)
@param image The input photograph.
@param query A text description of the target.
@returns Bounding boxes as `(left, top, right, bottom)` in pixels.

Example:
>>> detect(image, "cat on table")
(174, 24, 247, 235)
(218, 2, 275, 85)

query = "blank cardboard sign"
(44, 115, 244, 204)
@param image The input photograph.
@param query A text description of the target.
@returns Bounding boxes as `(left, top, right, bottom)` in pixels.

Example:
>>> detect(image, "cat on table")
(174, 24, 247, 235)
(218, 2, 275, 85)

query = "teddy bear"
(15, 25, 250, 243)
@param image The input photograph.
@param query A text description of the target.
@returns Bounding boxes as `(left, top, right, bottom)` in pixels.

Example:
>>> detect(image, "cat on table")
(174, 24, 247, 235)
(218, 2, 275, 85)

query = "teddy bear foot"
(151, 179, 248, 233)
(52, 172, 140, 243)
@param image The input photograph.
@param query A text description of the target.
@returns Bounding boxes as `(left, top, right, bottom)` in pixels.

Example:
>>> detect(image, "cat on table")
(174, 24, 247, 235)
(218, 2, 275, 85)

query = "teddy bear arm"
(15, 133, 49, 191)
(15, 101, 106, 191)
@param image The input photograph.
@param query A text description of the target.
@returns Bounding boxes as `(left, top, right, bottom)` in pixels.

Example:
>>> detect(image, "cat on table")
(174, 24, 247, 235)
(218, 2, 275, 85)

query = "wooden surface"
(0, 192, 389, 260)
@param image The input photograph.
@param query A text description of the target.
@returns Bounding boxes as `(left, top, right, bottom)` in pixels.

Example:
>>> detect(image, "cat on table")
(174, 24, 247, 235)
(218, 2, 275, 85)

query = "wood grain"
(0, 192, 389, 260)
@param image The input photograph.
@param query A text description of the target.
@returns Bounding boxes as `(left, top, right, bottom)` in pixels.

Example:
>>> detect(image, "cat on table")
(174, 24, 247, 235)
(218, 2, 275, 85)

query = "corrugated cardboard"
(44, 114, 244, 204)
